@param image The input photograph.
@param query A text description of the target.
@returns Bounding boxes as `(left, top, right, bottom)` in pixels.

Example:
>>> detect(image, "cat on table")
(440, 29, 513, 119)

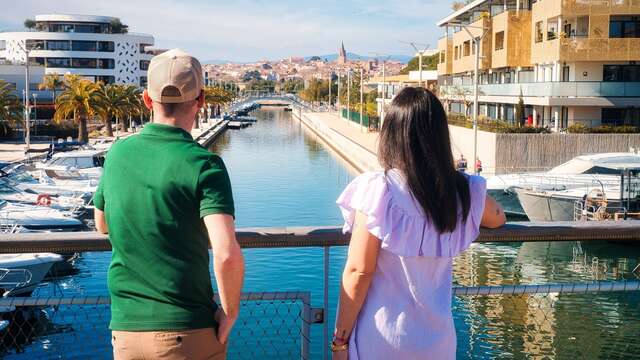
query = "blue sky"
(2, 0, 454, 62)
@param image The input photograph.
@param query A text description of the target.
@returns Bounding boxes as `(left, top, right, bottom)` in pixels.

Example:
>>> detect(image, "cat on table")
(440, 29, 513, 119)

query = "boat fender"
(37, 194, 52, 206)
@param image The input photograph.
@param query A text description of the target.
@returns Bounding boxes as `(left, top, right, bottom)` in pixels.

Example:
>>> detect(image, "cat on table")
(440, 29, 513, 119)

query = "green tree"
(246, 79, 275, 92)
(54, 77, 105, 142)
(99, 83, 140, 136)
(0, 80, 23, 135)
(515, 90, 525, 127)
(400, 53, 439, 74)
(38, 73, 64, 106)
(110, 18, 129, 34)
(24, 19, 36, 29)
(203, 86, 235, 121)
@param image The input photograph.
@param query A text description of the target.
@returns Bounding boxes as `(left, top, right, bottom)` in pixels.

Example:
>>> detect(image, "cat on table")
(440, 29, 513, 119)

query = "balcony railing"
(441, 81, 640, 98)
(2, 223, 640, 359)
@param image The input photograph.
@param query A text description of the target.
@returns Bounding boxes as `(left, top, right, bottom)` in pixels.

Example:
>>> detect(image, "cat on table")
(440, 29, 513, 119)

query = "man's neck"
(153, 117, 193, 133)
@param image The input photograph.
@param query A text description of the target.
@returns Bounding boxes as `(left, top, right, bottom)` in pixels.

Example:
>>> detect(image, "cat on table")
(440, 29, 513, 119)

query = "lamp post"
(449, 21, 490, 175)
(328, 73, 332, 109)
(400, 41, 430, 88)
(32, 93, 38, 137)
(347, 70, 351, 122)
(359, 67, 364, 131)
(337, 73, 341, 116)
(16, 42, 37, 156)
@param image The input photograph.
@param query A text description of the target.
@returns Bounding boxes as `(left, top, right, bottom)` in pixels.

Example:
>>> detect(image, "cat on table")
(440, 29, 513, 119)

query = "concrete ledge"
(291, 110, 380, 173)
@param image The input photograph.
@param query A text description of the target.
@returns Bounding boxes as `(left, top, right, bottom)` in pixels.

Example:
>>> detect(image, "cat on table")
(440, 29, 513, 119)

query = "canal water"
(14, 107, 640, 359)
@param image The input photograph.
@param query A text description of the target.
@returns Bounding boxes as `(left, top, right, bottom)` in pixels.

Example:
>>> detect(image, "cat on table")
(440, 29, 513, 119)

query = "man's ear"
(142, 90, 153, 110)
(197, 90, 205, 108)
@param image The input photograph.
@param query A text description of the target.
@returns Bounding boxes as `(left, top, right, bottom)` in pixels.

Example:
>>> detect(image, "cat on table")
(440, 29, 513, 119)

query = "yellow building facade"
(437, 0, 640, 130)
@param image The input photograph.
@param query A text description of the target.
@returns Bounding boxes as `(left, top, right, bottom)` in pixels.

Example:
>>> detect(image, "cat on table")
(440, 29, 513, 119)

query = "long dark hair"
(378, 87, 470, 233)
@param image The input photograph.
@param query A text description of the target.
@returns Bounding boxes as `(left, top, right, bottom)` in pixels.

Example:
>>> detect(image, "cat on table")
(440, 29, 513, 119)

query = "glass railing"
(441, 82, 640, 97)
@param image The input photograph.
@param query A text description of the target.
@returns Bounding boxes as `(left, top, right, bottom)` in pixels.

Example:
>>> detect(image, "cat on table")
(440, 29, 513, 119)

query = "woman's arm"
(481, 195, 506, 228)
(334, 211, 381, 353)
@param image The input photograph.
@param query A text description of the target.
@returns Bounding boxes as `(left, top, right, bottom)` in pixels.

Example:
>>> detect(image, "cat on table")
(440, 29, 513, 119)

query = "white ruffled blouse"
(336, 169, 487, 360)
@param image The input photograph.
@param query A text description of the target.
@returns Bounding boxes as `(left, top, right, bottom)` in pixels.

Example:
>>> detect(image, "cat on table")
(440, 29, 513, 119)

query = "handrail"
(2, 221, 640, 253)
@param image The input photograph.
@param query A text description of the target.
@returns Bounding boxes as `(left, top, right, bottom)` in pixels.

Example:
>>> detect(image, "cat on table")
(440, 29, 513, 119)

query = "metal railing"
(440, 81, 640, 98)
(1, 223, 640, 359)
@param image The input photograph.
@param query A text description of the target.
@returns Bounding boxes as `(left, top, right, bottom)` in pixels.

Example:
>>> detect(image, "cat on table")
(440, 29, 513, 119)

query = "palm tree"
(0, 80, 23, 135)
(38, 73, 64, 106)
(54, 79, 105, 143)
(121, 85, 143, 130)
(203, 86, 235, 121)
(100, 84, 132, 137)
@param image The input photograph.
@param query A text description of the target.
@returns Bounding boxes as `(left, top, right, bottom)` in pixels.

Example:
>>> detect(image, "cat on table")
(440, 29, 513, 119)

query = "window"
(46, 57, 71, 67)
(454, 46, 459, 59)
(25, 39, 45, 50)
(30, 57, 45, 66)
(98, 41, 114, 52)
(72, 41, 97, 52)
(602, 107, 640, 126)
(140, 44, 152, 54)
(47, 40, 70, 51)
(140, 60, 150, 70)
(49, 23, 74, 33)
(439, 51, 445, 63)
(140, 76, 148, 87)
(603, 64, 640, 81)
(488, 104, 498, 119)
(0, 40, 5, 51)
(75, 24, 101, 33)
(71, 58, 97, 68)
(97, 58, 115, 69)
(610, 15, 640, 38)
(495, 31, 505, 50)
(96, 76, 115, 84)
(535, 21, 543, 42)
(463, 41, 471, 56)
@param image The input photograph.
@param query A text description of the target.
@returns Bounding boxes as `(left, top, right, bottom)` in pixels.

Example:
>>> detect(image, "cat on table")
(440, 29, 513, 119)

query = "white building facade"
(0, 14, 155, 88)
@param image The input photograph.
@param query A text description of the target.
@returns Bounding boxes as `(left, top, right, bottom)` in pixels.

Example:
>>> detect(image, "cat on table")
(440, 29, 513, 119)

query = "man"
(456, 154, 468, 173)
(94, 48, 244, 360)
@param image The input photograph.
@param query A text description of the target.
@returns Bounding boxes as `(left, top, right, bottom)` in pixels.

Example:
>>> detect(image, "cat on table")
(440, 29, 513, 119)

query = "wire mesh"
(454, 282, 640, 359)
(0, 292, 311, 360)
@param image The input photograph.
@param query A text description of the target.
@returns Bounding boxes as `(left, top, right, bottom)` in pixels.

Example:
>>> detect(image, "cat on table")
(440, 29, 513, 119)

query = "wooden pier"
(194, 119, 228, 147)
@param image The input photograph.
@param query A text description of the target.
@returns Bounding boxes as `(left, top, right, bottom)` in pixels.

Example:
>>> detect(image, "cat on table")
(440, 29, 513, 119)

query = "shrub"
(495, 121, 551, 133)
(566, 124, 640, 134)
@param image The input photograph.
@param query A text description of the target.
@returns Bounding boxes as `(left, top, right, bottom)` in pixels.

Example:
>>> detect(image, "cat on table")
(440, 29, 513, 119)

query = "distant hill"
(202, 52, 413, 65)
(304, 52, 412, 63)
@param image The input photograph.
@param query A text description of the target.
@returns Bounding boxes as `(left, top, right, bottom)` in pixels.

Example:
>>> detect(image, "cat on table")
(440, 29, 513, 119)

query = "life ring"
(36, 194, 52, 206)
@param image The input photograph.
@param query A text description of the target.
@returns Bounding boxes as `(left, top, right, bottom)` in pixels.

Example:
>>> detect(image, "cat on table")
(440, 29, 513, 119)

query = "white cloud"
(2, 0, 453, 61)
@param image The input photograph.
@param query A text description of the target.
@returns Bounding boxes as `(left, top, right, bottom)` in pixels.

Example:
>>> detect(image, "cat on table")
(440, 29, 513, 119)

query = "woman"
(332, 87, 505, 359)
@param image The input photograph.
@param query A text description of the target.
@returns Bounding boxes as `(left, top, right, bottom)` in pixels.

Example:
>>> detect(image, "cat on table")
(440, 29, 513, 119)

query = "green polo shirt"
(94, 123, 234, 331)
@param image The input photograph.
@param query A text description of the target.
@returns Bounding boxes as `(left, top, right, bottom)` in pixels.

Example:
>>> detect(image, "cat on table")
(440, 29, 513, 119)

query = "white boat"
(487, 152, 640, 215)
(0, 180, 86, 213)
(0, 253, 62, 297)
(0, 201, 84, 231)
(516, 171, 640, 222)
(1, 165, 96, 201)
(34, 149, 105, 181)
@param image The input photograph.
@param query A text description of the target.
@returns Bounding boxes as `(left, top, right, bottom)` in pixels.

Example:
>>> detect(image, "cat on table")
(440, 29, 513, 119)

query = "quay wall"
(291, 110, 380, 173)
(449, 125, 640, 174)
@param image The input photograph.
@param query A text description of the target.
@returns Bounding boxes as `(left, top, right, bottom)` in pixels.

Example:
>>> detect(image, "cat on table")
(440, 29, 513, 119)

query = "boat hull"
(488, 188, 526, 217)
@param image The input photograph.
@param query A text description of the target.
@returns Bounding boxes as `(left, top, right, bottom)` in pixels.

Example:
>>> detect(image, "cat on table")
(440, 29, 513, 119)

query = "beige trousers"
(112, 328, 227, 360)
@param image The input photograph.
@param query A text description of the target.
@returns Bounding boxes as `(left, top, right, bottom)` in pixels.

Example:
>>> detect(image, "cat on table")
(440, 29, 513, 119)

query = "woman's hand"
(332, 350, 348, 360)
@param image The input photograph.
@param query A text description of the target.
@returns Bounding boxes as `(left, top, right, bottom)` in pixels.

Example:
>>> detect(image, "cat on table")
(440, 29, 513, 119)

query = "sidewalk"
(302, 112, 379, 155)
(0, 143, 50, 163)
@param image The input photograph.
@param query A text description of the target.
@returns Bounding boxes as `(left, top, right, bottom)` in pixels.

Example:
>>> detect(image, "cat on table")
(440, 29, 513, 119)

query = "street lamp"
(448, 21, 490, 175)
(370, 53, 391, 128)
(16, 41, 41, 156)
(400, 41, 430, 88)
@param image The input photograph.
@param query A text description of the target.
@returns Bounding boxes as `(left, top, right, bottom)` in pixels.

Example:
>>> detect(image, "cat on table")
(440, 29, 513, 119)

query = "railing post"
(323, 245, 330, 360)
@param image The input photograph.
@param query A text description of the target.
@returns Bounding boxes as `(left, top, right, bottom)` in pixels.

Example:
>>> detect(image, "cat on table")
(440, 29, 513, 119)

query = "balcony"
(491, 10, 532, 69)
(562, 0, 640, 15)
(441, 81, 640, 98)
(451, 17, 492, 74)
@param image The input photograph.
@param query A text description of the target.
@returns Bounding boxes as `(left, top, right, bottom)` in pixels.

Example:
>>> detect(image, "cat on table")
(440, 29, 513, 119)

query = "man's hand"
(215, 308, 238, 345)
(332, 350, 348, 360)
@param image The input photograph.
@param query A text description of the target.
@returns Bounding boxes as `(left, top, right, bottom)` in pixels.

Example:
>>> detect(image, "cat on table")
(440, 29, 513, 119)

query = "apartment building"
(0, 14, 155, 91)
(437, 0, 640, 130)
